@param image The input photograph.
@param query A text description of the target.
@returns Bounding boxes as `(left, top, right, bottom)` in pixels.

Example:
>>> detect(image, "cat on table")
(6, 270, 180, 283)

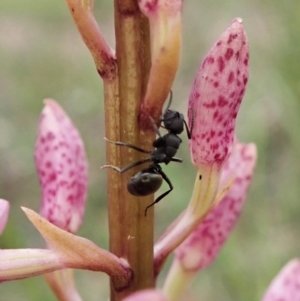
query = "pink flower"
(35, 100, 88, 233)
(161, 141, 256, 299)
(188, 18, 249, 168)
(154, 20, 251, 277)
(174, 141, 257, 272)
(262, 259, 300, 301)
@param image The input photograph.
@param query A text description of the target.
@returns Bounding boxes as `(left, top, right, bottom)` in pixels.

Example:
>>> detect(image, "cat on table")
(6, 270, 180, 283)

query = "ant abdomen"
(127, 169, 163, 196)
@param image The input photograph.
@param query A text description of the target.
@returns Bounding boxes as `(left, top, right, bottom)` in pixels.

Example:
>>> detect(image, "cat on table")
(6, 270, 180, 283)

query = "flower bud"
(139, 0, 183, 122)
(35, 100, 88, 233)
(188, 18, 249, 168)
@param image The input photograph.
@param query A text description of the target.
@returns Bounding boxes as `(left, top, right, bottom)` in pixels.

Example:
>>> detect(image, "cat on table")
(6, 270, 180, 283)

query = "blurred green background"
(1, 0, 300, 300)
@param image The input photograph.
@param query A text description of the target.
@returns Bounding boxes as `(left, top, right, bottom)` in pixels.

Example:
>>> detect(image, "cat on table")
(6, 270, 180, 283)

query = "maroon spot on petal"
(48, 189, 56, 197)
(236, 79, 241, 87)
(45, 161, 52, 168)
(214, 153, 221, 160)
(40, 137, 45, 144)
(229, 91, 235, 98)
(211, 143, 219, 151)
(217, 56, 225, 73)
(218, 96, 228, 108)
(144, 0, 158, 11)
(203, 100, 216, 109)
(227, 33, 237, 44)
(59, 180, 68, 187)
(243, 76, 248, 85)
(217, 115, 224, 123)
(217, 41, 222, 46)
(46, 132, 55, 141)
(235, 51, 240, 60)
(218, 131, 223, 136)
(213, 81, 219, 87)
(67, 194, 74, 203)
(48, 172, 57, 182)
(207, 56, 215, 64)
(213, 111, 219, 120)
(228, 71, 235, 84)
(194, 92, 200, 99)
(210, 130, 216, 138)
(224, 48, 234, 60)
(213, 71, 218, 77)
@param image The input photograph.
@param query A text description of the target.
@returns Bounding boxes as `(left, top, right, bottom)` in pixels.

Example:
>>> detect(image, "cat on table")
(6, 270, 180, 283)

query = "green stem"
(163, 260, 194, 301)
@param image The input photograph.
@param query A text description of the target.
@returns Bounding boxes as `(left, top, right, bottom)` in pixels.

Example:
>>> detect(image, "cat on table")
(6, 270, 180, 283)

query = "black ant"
(102, 91, 193, 215)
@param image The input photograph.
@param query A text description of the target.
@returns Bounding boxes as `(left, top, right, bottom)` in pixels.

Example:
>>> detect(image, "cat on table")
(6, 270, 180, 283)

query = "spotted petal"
(262, 259, 300, 301)
(188, 18, 249, 168)
(35, 100, 88, 233)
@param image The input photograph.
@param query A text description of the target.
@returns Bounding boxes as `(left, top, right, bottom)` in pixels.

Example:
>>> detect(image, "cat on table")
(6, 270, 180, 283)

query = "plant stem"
(105, 1, 155, 300)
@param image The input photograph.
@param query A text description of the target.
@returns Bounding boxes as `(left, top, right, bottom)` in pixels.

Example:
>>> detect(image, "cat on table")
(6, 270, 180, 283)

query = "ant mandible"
(102, 91, 194, 216)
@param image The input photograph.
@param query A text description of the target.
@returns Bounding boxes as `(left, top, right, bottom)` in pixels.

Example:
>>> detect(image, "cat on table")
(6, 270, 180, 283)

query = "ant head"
(127, 169, 163, 197)
(162, 110, 184, 134)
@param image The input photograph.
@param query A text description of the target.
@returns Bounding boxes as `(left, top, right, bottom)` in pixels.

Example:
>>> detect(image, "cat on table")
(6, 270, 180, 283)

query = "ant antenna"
(163, 90, 173, 115)
(186, 107, 195, 138)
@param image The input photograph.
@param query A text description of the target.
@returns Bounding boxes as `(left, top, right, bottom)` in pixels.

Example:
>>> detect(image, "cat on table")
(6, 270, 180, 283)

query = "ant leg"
(144, 168, 173, 216)
(171, 157, 183, 163)
(102, 158, 152, 173)
(104, 137, 151, 154)
(148, 115, 162, 138)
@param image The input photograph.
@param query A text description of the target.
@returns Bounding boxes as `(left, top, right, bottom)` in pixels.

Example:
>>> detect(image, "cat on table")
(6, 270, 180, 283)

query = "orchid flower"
(154, 18, 250, 275)
(1, 0, 264, 298)
(262, 259, 300, 301)
(0, 101, 132, 296)
(163, 141, 257, 300)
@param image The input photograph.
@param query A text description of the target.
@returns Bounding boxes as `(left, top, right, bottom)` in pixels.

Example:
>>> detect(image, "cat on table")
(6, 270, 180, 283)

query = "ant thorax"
(152, 134, 182, 165)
